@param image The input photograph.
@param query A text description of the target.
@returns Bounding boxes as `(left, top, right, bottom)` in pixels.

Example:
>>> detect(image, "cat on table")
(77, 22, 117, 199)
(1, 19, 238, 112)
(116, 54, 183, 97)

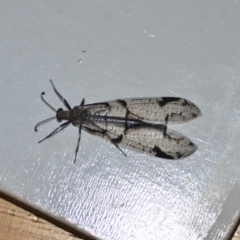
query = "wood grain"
(0, 197, 82, 240)
(233, 224, 240, 240)
(0, 197, 239, 240)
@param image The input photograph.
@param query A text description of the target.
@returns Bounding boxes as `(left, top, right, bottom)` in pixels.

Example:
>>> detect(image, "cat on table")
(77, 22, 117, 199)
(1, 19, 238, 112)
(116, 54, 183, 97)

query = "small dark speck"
(82, 50, 86, 53)
(117, 100, 127, 107)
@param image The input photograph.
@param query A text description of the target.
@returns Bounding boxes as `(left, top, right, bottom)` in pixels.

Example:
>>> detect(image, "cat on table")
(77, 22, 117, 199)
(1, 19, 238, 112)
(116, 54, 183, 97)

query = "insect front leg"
(74, 125, 82, 163)
(38, 121, 71, 143)
(50, 80, 72, 110)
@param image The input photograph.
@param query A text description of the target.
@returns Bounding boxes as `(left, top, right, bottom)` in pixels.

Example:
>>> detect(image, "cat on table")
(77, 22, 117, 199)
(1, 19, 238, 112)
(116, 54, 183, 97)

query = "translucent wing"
(83, 120, 197, 159)
(36, 81, 201, 162)
(84, 97, 201, 124)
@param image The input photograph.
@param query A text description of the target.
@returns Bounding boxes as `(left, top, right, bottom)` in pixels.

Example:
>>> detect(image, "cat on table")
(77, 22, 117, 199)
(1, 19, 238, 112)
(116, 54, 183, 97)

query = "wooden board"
(0, 197, 82, 240)
(0, 197, 239, 240)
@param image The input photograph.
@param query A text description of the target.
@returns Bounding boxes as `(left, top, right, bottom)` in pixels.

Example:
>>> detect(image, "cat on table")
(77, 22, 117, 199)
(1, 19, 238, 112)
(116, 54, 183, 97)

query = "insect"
(35, 80, 202, 163)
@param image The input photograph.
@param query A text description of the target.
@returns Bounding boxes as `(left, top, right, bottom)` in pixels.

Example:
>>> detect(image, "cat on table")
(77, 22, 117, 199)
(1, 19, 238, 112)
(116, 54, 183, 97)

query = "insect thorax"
(71, 106, 91, 126)
(56, 107, 91, 126)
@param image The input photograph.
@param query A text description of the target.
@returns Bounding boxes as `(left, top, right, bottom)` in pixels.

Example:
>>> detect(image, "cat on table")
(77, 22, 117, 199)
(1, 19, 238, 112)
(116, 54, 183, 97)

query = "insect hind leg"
(83, 125, 127, 157)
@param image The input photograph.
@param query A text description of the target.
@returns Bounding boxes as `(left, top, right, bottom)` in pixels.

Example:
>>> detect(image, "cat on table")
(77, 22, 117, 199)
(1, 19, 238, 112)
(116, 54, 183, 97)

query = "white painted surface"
(0, 1, 240, 239)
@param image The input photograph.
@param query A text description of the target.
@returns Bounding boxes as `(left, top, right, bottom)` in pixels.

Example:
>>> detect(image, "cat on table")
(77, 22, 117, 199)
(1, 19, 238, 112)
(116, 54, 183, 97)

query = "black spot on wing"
(152, 146, 175, 159)
(182, 99, 189, 106)
(117, 100, 127, 107)
(164, 115, 169, 123)
(188, 142, 194, 147)
(158, 97, 181, 107)
(111, 135, 123, 144)
(103, 102, 110, 108)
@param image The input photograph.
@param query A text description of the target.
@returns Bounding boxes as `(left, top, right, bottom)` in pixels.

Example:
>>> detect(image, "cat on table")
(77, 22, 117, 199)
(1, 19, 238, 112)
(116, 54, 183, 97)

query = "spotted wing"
(83, 121, 197, 160)
(84, 97, 201, 124)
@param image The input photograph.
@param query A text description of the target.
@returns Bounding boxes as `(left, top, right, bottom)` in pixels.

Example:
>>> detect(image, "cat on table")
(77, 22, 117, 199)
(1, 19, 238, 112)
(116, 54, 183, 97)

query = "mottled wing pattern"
(83, 120, 196, 159)
(36, 81, 202, 162)
(85, 97, 201, 124)
(122, 125, 197, 159)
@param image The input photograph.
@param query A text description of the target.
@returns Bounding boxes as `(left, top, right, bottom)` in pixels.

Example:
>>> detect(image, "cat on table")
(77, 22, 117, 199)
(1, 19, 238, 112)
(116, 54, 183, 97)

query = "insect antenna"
(34, 80, 72, 132)
(34, 92, 57, 131)
(41, 92, 57, 112)
(35, 116, 56, 131)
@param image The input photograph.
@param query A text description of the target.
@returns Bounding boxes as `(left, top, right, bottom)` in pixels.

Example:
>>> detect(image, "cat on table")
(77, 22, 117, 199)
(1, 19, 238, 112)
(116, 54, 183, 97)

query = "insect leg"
(38, 121, 71, 143)
(110, 134, 127, 156)
(80, 98, 85, 107)
(83, 123, 127, 157)
(73, 97, 85, 163)
(50, 80, 72, 110)
(74, 125, 82, 163)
